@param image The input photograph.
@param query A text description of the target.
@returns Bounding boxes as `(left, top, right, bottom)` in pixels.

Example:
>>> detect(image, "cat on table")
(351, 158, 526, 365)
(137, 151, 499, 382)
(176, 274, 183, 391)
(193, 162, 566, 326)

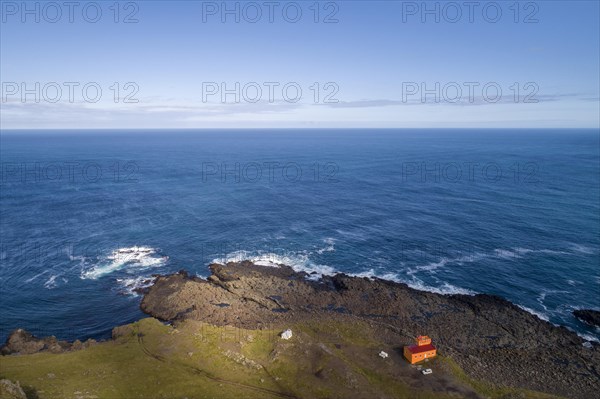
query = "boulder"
(280, 329, 293, 340)
(574, 309, 600, 328)
(0, 329, 44, 355)
(0, 379, 26, 399)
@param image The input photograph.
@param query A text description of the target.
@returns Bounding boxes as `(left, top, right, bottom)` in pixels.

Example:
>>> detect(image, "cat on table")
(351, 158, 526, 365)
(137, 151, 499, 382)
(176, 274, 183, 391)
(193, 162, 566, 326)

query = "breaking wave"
(213, 242, 595, 299)
(213, 246, 477, 295)
(212, 250, 336, 278)
(116, 276, 157, 296)
(352, 268, 477, 295)
(517, 305, 550, 322)
(578, 333, 600, 344)
(80, 246, 168, 280)
(316, 238, 336, 254)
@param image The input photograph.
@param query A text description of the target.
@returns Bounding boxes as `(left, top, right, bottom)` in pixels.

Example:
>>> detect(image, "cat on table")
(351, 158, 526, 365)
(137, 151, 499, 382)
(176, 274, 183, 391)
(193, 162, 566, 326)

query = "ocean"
(1, 129, 599, 342)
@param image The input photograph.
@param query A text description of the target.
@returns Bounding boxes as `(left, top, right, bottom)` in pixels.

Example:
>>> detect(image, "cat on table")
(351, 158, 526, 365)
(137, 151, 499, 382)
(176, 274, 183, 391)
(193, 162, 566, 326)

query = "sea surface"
(1, 129, 599, 342)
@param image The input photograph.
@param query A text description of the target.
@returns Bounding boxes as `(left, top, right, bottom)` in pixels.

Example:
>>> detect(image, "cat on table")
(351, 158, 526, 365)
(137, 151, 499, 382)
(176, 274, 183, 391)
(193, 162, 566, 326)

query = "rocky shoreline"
(0, 329, 98, 356)
(140, 261, 599, 399)
(2, 261, 599, 399)
(573, 309, 600, 328)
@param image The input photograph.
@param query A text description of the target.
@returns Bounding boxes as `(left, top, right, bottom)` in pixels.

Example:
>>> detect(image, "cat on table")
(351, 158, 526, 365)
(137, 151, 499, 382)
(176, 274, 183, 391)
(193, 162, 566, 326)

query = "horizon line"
(2, 127, 599, 132)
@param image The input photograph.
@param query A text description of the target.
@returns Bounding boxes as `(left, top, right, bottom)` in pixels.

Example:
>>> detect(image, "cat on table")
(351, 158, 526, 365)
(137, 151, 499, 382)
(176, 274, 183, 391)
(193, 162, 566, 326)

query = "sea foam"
(80, 246, 167, 280)
(213, 249, 336, 278)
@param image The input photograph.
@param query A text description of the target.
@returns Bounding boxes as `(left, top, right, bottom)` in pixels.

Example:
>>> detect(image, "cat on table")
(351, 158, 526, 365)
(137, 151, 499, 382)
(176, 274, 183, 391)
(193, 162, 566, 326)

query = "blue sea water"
(1, 129, 599, 343)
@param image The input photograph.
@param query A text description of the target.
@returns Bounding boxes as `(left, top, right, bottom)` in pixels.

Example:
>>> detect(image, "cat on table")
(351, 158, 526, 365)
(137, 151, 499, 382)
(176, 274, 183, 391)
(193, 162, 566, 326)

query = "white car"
(422, 368, 433, 375)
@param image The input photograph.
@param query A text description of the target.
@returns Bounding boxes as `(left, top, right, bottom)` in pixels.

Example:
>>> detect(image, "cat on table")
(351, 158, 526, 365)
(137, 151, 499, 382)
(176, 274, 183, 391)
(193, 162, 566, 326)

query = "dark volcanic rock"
(574, 309, 600, 328)
(141, 262, 600, 399)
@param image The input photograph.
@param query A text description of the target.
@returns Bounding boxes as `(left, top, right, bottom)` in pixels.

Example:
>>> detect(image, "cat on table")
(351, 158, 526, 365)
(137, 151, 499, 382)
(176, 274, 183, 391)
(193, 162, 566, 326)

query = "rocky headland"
(1, 261, 599, 399)
(141, 262, 599, 399)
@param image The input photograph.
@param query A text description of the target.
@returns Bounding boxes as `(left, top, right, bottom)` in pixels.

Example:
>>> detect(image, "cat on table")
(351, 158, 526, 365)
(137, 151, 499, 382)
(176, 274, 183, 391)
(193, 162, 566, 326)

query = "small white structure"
(280, 329, 293, 340)
(422, 368, 433, 375)
(378, 351, 388, 359)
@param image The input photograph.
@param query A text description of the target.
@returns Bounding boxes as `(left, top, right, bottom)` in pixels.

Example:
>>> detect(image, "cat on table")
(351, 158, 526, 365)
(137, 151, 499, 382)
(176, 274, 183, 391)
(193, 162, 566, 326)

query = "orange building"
(403, 335, 437, 364)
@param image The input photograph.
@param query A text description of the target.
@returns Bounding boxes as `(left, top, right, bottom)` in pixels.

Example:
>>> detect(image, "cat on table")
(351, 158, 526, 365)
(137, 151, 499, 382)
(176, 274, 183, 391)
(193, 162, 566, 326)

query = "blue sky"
(1, 0, 599, 128)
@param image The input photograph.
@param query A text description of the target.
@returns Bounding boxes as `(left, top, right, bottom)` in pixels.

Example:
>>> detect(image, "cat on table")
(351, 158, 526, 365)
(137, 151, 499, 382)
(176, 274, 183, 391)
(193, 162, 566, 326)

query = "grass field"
(0, 318, 564, 399)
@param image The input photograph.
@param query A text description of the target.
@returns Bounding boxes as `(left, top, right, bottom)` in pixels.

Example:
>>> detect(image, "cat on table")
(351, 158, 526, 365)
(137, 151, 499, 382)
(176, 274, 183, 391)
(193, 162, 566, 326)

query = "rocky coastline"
(140, 261, 599, 399)
(573, 309, 600, 328)
(2, 261, 599, 399)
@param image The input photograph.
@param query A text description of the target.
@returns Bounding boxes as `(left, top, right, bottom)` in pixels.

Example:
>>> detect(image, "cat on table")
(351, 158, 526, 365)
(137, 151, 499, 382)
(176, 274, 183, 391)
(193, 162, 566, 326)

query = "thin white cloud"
(1, 95, 598, 129)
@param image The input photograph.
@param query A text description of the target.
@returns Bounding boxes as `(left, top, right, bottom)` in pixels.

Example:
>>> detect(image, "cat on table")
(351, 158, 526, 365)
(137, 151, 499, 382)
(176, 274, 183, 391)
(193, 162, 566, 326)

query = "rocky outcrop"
(141, 261, 600, 399)
(0, 328, 97, 356)
(574, 309, 600, 328)
(0, 379, 26, 399)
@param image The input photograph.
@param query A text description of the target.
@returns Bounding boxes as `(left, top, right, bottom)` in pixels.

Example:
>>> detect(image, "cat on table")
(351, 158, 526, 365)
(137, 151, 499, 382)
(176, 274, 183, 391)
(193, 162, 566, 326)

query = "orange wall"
(404, 348, 437, 364)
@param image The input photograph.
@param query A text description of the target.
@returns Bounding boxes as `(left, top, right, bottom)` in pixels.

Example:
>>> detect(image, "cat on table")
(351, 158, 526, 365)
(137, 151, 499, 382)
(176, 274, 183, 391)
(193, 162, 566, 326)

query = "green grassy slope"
(0, 318, 563, 399)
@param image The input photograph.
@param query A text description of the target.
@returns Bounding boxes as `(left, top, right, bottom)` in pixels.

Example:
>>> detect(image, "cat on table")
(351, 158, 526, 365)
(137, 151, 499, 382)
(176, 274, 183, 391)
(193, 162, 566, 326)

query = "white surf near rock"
(81, 246, 168, 280)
